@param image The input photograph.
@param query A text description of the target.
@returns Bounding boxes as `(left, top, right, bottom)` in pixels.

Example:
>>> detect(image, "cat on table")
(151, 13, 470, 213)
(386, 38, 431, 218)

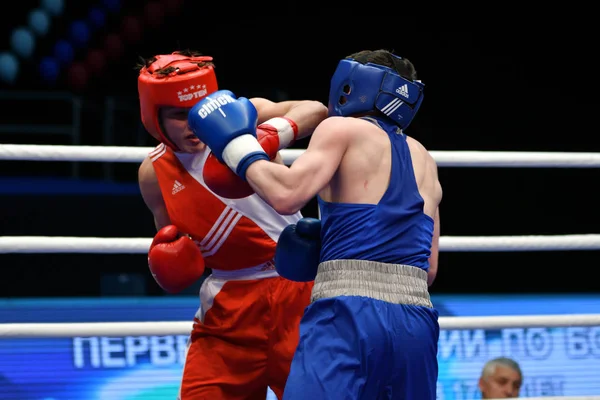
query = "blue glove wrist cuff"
(236, 152, 270, 181)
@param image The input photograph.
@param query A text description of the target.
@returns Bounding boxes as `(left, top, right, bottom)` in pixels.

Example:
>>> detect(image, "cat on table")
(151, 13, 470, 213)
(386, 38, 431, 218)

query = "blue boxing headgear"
(328, 56, 425, 130)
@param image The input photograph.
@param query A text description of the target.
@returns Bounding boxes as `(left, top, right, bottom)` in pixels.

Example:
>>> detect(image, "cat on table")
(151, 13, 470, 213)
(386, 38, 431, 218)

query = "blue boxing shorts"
(283, 260, 439, 400)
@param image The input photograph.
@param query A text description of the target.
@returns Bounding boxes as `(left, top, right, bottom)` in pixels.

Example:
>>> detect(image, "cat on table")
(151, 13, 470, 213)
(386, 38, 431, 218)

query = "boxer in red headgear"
(136, 50, 328, 400)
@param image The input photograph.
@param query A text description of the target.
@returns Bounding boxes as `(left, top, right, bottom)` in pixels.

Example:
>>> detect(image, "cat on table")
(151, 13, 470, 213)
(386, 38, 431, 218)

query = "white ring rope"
(497, 398, 600, 400)
(2, 144, 599, 252)
(2, 234, 600, 253)
(2, 145, 599, 251)
(3, 144, 600, 167)
(1, 314, 599, 338)
(4, 145, 599, 399)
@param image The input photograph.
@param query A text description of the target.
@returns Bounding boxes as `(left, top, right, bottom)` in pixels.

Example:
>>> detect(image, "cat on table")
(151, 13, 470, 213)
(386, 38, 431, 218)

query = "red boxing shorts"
(178, 264, 313, 400)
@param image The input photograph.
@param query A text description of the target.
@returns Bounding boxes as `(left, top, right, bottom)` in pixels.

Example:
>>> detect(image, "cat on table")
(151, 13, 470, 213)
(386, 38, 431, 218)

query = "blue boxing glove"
(188, 90, 268, 180)
(275, 218, 321, 282)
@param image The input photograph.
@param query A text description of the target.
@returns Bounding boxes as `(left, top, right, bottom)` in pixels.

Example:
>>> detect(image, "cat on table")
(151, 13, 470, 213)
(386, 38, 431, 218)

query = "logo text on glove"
(197, 94, 236, 118)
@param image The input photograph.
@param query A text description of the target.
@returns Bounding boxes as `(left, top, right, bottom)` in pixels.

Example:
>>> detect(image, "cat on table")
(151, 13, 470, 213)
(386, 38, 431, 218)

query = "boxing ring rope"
(1, 313, 599, 338)
(3, 144, 600, 253)
(497, 398, 600, 400)
(3, 145, 600, 398)
(500, 398, 600, 400)
(496, 398, 600, 400)
(3, 144, 600, 167)
(2, 234, 600, 253)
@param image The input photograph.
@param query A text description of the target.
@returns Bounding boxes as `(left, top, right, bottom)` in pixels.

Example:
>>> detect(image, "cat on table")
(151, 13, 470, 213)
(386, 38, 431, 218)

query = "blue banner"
(0, 294, 598, 399)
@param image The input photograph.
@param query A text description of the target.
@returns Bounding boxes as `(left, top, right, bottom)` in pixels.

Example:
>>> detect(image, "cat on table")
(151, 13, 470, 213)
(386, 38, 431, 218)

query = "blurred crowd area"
(1, 5, 600, 297)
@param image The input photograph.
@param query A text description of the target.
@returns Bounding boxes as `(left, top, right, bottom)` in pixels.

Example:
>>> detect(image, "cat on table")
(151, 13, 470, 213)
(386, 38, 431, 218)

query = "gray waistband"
(311, 260, 432, 308)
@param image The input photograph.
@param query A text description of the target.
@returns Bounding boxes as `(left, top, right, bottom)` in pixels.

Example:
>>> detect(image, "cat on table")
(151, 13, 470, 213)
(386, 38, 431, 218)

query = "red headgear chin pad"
(138, 53, 218, 150)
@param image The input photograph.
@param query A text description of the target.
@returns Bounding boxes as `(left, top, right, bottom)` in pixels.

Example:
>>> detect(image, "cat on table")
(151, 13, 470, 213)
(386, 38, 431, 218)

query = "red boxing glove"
(203, 117, 298, 199)
(148, 225, 205, 294)
(254, 117, 299, 156)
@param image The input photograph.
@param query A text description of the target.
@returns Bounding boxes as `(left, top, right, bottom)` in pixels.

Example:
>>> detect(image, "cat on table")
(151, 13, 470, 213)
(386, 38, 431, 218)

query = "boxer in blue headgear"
(187, 49, 442, 399)
(328, 51, 425, 131)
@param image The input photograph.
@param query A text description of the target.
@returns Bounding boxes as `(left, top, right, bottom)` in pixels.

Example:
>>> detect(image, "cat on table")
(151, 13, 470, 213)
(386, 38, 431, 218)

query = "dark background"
(1, 1, 599, 297)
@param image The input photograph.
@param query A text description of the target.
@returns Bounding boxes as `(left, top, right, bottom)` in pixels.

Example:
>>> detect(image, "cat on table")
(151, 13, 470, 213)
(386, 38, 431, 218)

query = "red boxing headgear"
(138, 53, 218, 150)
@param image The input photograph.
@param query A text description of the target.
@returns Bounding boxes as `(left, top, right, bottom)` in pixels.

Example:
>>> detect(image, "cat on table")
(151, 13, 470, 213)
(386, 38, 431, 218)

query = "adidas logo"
(260, 260, 276, 271)
(172, 180, 185, 195)
(395, 84, 409, 98)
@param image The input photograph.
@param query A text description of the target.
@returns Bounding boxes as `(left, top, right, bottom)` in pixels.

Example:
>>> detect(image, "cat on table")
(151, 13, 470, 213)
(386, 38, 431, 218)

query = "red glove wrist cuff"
(259, 117, 298, 150)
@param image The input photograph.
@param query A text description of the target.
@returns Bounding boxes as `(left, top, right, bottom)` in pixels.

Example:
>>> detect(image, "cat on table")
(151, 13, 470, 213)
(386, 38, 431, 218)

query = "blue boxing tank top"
(318, 117, 434, 271)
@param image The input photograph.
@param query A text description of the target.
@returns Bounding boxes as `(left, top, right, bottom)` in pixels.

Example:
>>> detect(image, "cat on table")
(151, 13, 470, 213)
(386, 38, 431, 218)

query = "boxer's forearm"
(251, 98, 328, 140)
(283, 101, 328, 140)
(245, 160, 310, 215)
(245, 117, 345, 215)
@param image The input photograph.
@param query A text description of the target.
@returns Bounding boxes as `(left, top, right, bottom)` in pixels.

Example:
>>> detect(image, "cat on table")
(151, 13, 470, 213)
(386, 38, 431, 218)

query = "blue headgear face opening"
(328, 58, 425, 130)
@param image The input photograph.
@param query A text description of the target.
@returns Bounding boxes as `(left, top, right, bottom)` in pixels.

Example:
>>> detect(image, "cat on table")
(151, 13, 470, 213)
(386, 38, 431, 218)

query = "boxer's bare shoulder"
(406, 136, 435, 165)
(405, 136, 442, 204)
(138, 157, 170, 229)
(138, 157, 158, 196)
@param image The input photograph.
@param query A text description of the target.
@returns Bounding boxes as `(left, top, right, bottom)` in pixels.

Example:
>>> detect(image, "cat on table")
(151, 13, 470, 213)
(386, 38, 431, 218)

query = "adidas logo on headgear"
(395, 84, 409, 98)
